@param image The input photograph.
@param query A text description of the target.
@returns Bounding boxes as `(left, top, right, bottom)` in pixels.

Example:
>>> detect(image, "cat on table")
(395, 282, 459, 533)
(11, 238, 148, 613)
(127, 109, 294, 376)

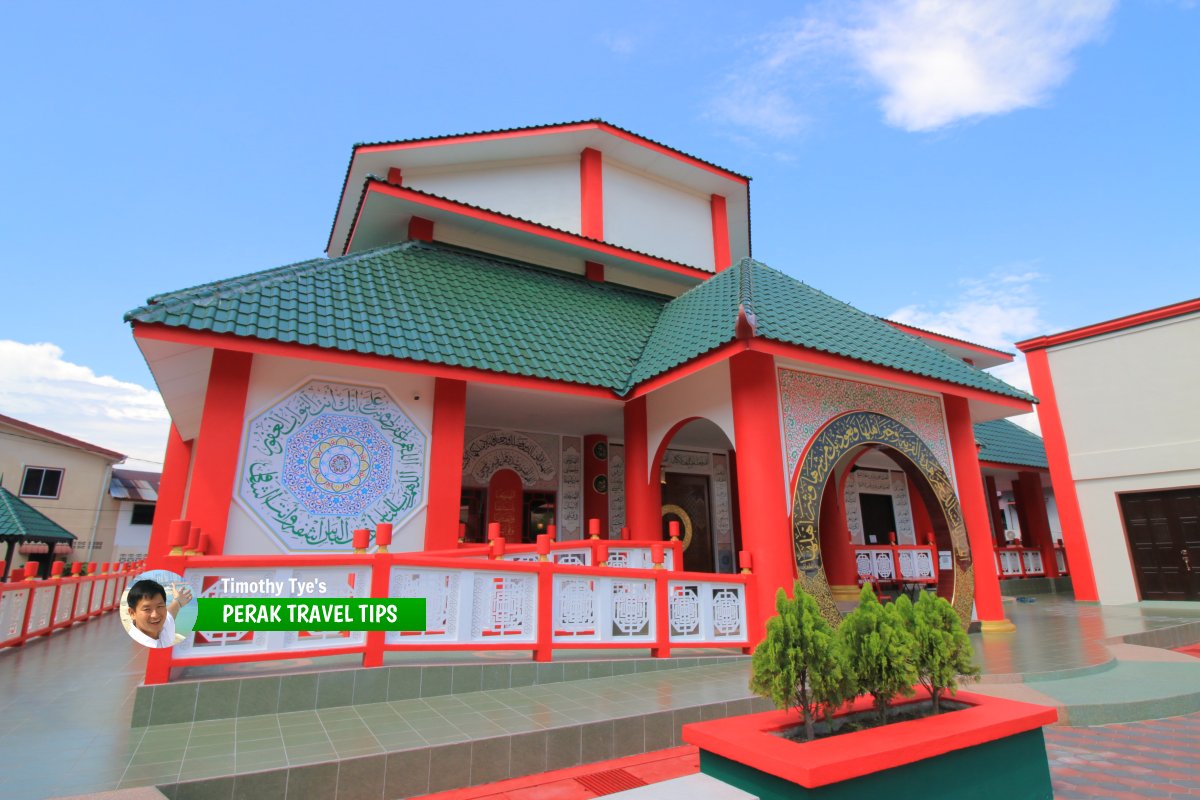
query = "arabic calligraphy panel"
(237, 380, 427, 552)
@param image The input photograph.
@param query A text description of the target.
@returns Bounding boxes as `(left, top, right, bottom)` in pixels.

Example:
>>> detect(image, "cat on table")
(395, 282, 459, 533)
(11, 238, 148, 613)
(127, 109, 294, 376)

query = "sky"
(1, 1, 1196, 467)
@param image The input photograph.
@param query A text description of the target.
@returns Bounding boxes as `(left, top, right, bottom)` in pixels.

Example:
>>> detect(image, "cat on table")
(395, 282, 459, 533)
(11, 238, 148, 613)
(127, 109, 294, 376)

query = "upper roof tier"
(326, 120, 751, 278)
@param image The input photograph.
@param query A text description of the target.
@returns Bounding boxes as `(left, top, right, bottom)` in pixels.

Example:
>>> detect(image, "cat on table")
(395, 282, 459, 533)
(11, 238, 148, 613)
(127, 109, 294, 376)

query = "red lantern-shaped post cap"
(536, 534, 551, 560)
(487, 522, 502, 541)
(51, 561, 64, 577)
(167, 520, 190, 552)
(490, 537, 506, 559)
(352, 528, 371, 552)
(588, 518, 600, 539)
(71, 562, 83, 576)
(546, 524, 557, 542)
(650, 543, 665, 569)
(668, 520, 681, 541)
(24, 562, 40, 580)
(596, 542, 609, 566)
(739, 549, 753, 574)
(186, 525, 202, 554)
(375, 523, 393, 549)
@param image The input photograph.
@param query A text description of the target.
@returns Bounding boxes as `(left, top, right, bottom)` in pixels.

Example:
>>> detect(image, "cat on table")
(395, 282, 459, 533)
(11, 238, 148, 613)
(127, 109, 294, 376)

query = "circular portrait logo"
(120, 569, 195, 649)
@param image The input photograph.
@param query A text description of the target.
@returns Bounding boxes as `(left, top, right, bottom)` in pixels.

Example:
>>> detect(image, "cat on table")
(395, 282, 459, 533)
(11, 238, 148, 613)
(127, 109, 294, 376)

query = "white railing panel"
(470, 571, 537, 642)
(54, 584, 77, 624)
(552, 576, 600, 642)
(606, 578, 655, 641)
(1022, 550, 1045, 576)
(28, 586, 56, 631)
(388, 567, 461, 643)
(0, 589, 30, 641)
(668, 580, 747, 643)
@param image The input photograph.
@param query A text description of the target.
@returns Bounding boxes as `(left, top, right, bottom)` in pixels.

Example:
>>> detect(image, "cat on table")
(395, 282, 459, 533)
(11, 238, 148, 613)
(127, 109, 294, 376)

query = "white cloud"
(851, 0, 1115, 131)
(889, 269, 1046, 433)
(598, 31, 637, 56)
(710, 0, 1114, 136)
(0, 340, 170, 463)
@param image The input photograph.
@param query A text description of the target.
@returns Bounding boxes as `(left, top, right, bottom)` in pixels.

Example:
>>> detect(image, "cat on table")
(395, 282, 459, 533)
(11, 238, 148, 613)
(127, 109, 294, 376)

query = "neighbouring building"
(103, 468, 161, 564)
(0, 413, 126, 573)
(127, 120, 1046, 635)
(1018, 297, 1200, 605)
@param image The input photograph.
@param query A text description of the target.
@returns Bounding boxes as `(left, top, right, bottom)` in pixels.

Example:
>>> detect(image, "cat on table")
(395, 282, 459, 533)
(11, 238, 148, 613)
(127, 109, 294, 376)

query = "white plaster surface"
(646, 361, 735, 474)
(604, 161, 715, 270)
(406, 157, 581, 233)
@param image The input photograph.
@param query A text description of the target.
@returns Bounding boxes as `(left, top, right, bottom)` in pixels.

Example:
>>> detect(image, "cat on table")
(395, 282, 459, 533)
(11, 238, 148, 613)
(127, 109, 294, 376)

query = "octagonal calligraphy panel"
(237, 380, 427, 552)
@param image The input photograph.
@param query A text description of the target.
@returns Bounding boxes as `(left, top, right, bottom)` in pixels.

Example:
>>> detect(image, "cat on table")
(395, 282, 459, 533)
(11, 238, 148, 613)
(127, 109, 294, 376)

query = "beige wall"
(0, 423, 119, 565)
(1046, 310, 1200, 604)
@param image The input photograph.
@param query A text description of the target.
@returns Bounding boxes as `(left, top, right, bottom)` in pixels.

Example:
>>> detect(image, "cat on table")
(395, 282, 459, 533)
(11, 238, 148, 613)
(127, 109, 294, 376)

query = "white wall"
(1047, 311, 1200, 604)
(645, 361, 735, 476)
(222, 355, 434, 555)
(113, 501, 152, 560)
(406, 157, 581, 233)
(603, 161, 715, 270)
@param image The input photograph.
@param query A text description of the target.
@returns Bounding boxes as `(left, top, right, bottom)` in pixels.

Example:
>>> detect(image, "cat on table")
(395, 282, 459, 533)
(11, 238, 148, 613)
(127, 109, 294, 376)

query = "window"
(21, 467, 63, 499)
(130, 504, 155, 525)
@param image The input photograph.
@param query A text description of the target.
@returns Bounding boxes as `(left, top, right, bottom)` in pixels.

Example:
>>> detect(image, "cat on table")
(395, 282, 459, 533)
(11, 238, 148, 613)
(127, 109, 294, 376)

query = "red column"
(580, 148, 604, 240)
(711, 194, 731, 271)
(1018, 471, 1060, 578)
(943, 394, 1012, 631)
(183, 349, 252, 555)
(623, 396, 660, 539)
(819, 478, 857, 595)
(424, 378, 467, 550)
(583, 435, 609, 537)
(147, 424, 193, 565)
(729, 351, 792, 639)
(1022, 348, 1099, 601)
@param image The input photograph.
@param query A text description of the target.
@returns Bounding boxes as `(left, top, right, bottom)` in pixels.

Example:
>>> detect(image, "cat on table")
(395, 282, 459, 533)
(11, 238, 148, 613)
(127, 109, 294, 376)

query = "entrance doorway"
(1120, 488, 1200, 601)
(859, 493, 898, 545)
(662, 472, 715, 573)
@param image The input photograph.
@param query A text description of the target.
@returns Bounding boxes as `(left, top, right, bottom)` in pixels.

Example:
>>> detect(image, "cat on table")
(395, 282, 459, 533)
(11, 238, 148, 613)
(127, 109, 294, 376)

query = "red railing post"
(533, 560, 554, 663)
(362, 551, 389, 668)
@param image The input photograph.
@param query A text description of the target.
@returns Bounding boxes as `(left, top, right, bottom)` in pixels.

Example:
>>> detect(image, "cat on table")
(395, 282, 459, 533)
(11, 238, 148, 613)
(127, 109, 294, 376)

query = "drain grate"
(574, 768, 648, 796)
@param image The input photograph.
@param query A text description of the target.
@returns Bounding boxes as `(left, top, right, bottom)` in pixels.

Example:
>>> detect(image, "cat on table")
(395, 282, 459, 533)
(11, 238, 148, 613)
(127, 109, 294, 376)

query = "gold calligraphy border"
(790, 411, 974, 627)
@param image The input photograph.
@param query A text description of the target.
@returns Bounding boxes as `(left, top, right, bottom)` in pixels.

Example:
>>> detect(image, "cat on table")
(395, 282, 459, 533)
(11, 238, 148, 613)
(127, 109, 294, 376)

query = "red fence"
(0, 561, 141, 649)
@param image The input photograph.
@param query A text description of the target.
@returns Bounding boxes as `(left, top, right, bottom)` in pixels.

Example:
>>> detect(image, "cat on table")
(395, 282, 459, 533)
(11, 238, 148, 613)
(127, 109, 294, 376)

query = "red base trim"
(683, 689, 1057, 788)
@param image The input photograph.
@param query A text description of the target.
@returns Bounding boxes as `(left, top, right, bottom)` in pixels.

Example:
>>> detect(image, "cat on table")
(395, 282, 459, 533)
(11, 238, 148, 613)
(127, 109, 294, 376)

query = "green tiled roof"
(0, 488, 77, 542)
(974, 419, 1049, 468)
(625, 259, 1034, 400)
(127, 244, 1033, 402)
(127, 243, 664, 392)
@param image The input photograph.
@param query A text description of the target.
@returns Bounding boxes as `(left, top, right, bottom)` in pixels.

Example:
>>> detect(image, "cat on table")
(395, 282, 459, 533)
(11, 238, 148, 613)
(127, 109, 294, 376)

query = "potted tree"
(682, 583, 1057, 799)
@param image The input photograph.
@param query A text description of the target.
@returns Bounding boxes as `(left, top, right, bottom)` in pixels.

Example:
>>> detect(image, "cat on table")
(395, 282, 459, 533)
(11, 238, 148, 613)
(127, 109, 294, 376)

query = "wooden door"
(1119, 488, 1200, 601)
(662, 473, 715, 573)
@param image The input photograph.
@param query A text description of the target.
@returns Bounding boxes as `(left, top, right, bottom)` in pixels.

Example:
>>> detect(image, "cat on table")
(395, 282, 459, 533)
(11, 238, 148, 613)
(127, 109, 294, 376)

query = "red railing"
(0, 561, 141, 649)
(141, 521, 752, 685)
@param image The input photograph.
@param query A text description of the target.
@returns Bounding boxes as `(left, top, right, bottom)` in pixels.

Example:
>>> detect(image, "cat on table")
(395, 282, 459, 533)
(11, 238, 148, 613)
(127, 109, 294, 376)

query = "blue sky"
(1, 1, 1196, 463)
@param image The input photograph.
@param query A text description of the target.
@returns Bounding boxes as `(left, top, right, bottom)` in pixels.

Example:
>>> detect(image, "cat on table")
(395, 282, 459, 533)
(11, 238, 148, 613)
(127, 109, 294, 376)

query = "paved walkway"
(2, 593, 1199, 799)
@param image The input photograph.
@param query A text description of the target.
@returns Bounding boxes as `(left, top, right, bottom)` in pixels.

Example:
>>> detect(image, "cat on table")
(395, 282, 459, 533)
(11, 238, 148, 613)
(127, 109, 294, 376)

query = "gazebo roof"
(0, 488, 77, 542)
(974, 419, 1049, 469)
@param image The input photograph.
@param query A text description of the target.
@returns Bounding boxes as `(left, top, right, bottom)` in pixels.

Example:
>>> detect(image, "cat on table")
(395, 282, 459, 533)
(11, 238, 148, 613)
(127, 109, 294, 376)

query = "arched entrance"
(653, 417, 740, 573)
(791, 411, 974, 626)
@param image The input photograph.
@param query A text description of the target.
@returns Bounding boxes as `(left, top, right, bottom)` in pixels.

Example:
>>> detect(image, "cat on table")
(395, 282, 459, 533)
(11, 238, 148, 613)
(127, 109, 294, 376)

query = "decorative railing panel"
(854, 545, 937, 585)
(667, 580, 746, 642)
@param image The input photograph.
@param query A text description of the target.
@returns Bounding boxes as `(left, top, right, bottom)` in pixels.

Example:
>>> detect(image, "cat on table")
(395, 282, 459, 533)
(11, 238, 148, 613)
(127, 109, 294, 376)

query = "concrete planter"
(682, 688, 1057, 800)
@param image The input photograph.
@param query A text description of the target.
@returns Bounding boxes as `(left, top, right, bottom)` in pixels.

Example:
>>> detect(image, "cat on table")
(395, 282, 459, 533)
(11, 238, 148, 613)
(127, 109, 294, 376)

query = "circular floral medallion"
(282, 415, 392, 516)
(309, 437, 370, 492)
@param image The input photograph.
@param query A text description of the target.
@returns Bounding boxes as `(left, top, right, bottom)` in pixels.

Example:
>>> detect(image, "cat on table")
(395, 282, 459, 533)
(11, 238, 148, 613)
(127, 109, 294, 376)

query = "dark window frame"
(20, 466, 64, 499)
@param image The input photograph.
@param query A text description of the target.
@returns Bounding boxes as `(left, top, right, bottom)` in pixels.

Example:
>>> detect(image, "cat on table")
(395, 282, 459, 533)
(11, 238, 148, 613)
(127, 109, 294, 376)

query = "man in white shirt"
(126, 578, 193, 648)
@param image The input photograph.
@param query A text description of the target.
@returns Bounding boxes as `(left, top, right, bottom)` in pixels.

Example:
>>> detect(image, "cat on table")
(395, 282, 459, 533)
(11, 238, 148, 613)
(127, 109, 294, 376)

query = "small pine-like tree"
(749, 582, 846, 741)
(910, 591, 980, 713)
(839, 584, 917, 725)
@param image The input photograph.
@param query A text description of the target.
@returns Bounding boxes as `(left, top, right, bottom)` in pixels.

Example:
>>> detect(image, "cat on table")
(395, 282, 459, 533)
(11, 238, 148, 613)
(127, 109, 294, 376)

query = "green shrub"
(909, 591, 980, 712)
(749, 581, 848, 741)
(839, 584, 916, 725)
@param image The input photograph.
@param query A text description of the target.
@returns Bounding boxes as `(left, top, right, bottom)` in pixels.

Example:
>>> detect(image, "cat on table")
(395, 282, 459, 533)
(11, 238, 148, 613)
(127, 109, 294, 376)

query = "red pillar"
(147, 424, 192, 565)
(711, 194, 731, 271)
(183, 349, 252, 555)
(819, 478, 857, 595)
(1022, 348, 1099, 601)
(424, 378, 467, 550)
(729, 351, 792, 638)
(580, 148, 604, 240)
(583, 435, 609, 537)
(1017, 471, 1060, 578)
(623, 396, 660, 540)
(943, 394, 1012, 631)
